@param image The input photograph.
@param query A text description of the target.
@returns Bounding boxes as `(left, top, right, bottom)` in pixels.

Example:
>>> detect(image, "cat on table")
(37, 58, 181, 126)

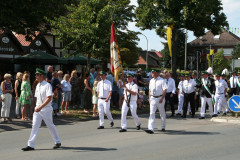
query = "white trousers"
(121, 100, 141, 129)
(15, 98, 21, 115)
(28, 107, 61, 148)
(177, 94, 184, 114)
(177, 94, 191, 114)
(1, 93, 12, 118)
(148, 97, 166, 131)
(98, 99, 113, 126)
(200, 96, 213, 117)
(214, 94, 225, 114)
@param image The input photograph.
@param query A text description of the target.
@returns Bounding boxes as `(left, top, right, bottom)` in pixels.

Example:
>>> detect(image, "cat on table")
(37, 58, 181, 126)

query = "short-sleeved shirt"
(124, 82, 138, 101)
(51, 78, 60, 90)
(149, 76, 168, 96)
(182, 79, 196, 94)
(61, 80, 71, 92)
(97, 79, 112, 98)
(35, 80, 53, 108)
(215, 79, 228, 94)
(46, 71, 52, 82)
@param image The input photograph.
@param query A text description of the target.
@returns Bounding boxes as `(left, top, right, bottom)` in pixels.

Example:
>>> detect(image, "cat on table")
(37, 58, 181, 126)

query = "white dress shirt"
(124, 82, 138, 101)
(215, 79, 228, 94)
(165, 77, 176, 94)
(97, 79, 112, 98)
(182, 79, 196, 94)
(149, 76, 168, 96)
(35, 80, 53, 108)
(229, 76, 237, 88)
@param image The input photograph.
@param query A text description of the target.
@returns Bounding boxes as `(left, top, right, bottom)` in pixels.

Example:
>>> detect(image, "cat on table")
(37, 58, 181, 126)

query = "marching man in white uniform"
(119, 73, 141, 132)
(22, 68, 61, 151)
(213, 73, 228, 117)
(96, 71, 114, 129)
(145, 69, 167, 134)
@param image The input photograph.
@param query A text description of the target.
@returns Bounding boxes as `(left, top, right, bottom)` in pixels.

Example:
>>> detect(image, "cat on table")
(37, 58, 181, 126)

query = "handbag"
(1, 94, 5, 101)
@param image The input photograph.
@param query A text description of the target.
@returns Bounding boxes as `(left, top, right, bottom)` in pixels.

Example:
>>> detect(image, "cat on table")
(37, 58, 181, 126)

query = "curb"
(211, 117, 240, 124)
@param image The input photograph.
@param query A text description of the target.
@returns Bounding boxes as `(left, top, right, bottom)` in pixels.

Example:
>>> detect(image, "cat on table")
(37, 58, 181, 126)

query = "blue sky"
(129, 0, 240, 52)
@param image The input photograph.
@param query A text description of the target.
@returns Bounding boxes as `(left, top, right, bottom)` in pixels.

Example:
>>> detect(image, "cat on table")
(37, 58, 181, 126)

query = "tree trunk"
(86, 52, 91, 73)
(171, 28, 178, 81)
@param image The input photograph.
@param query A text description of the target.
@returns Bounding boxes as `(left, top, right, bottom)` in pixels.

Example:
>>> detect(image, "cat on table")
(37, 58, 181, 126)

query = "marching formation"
(0, 67, 236, 151)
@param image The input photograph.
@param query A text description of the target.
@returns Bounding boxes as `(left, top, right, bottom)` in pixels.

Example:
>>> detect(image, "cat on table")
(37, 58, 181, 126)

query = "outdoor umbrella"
(13, 51, 67, 64)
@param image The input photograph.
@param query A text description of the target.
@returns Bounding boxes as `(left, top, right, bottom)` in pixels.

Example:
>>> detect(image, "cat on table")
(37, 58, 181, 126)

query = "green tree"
(0, 0, 76, 38)
(160, 29, 185, 69)
(50, 0, 138, 71)
(135, 0, 228, 79)
(231, 44, 240, 60)
(213, 48, 230, 73)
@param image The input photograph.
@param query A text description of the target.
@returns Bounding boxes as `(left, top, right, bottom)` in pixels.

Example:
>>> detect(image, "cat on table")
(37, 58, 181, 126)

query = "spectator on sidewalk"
(1, 73, 14, 123)
(15, 72, 23, 119)
(61, 74, 71, 114)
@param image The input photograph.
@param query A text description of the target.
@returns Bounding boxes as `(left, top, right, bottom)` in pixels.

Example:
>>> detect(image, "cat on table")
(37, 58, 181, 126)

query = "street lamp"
(140, 33, 148, 71)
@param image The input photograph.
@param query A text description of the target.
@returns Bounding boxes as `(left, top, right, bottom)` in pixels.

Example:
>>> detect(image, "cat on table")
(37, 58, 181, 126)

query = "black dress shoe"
(212, 114, 218, 117)
(97, 126, 104, 129)
(119, 129, 127, 132)
(191, 115, 195, 118)
(222, 113, 227, 116)
(110, 122, 114, 127)
(162, 128, 166, 132)
(136, 125, 141, 130)
(169, 114, 174, 117)
(145, 130, 154, 134)
(181, 115, 186, 118)
(22, 146, 34, 151)
(176, 113, 181, 116)
(199, 117, 205, 119)
(53, 143, 61, 149)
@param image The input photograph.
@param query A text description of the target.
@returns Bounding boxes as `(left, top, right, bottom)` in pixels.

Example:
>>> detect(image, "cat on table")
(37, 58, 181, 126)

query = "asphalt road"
(0, 115, 240, 160)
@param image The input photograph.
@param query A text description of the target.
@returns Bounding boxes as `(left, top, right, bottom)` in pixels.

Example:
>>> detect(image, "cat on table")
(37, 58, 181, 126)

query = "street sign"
(228, 96, 240, 112)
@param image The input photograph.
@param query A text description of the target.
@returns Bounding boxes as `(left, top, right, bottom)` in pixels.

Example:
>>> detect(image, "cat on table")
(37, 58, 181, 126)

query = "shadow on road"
(37, 146, 117, 152)
(155, 130, 220, 135)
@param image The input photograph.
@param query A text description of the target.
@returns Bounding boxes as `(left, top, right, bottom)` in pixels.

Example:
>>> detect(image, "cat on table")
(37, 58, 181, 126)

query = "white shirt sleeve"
(46, 83, 53, 97)
(171, 79, 176, 94)
(109, 81, 112, 91)
(132, 84, 138, 93)
(162, 80, 168, 91)
(96, 82, 100, 92)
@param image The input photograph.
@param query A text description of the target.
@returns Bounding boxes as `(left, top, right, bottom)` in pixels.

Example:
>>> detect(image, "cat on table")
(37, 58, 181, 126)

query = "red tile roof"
(154, 51, 163, 58)
(13, 32, 40, 46)
(137, 56, 146, 65)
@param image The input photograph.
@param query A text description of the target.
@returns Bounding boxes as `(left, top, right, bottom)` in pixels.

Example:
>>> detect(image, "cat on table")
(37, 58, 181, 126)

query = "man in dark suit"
(199, 71, 215, 119)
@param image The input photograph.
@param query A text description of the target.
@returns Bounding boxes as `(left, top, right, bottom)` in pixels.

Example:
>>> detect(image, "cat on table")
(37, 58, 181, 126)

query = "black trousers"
(165, 92, 175, 115)
(195, 94, 200, 111)
(229, 88, 236, 98)
(183, 92, 195, 117)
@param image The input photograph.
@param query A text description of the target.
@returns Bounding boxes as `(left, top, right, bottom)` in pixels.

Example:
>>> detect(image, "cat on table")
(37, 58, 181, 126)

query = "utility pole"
(184, 29, 188, 70)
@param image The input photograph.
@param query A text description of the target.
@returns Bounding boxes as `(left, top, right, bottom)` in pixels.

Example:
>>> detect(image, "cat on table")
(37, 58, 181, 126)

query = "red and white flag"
(110, 23, 122, 83)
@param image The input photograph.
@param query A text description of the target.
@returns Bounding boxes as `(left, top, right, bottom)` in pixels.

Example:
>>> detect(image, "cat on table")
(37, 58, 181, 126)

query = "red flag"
(110, 23, 122, 83)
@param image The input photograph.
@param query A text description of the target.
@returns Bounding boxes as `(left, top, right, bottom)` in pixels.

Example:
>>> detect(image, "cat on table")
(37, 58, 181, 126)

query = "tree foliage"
(231, 44, 240, 60)
(213, 48, 230, 73)
(160, 29, 186, 69)
(135, 0, 228, 79)
(0, 0, 75, 38)
(49, 0, 139, 70)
